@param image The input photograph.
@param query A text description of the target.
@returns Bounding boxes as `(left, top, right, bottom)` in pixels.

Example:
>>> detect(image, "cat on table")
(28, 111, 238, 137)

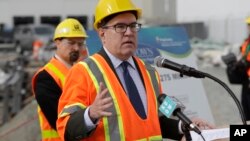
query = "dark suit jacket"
(34, 70, 61, 130)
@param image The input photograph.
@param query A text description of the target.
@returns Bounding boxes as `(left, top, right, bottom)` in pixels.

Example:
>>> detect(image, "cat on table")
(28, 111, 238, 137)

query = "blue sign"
(86, 26, 190, 64)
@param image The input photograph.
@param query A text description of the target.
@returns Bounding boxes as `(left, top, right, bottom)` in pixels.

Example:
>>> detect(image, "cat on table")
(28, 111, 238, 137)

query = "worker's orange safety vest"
(32, 57, 69, 141)
(57, 54, 163, 141)
(241, 39, 250, 76)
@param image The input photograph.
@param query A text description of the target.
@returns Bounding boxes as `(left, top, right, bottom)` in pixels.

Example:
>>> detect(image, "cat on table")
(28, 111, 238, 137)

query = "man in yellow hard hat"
(32, 18, 88, 141)
(57, 0, 214, 140)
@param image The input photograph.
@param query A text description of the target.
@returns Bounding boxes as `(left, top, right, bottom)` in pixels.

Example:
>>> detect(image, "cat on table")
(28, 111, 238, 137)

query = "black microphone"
(155, 56, 248, 125)
(154, 56, 205, 78)
(158, 94, 201, 134)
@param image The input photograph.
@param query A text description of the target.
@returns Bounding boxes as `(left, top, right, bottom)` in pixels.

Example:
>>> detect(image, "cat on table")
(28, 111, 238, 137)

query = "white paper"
(190, 128, 229, 141)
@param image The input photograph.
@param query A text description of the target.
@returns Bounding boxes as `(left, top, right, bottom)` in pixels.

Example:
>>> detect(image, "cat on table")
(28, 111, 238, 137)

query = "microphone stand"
(182, 124, 192, 141)
(178, 69, 247, 125)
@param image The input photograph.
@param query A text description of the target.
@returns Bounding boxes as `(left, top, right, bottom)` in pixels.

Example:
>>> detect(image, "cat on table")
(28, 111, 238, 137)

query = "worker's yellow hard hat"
(246, 17, 250, 24)
(53, 18, 88, 40)
(93, 0, 142, 30)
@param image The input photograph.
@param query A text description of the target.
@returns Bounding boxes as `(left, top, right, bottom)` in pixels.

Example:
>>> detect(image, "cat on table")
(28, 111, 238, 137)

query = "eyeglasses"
(63, 39, 87, 48)
(102, 23, 142, 33)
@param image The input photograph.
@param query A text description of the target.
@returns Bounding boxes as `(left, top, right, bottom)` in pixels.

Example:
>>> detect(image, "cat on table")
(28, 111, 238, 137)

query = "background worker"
(239, 17, 250, 120)
(57, 0, 214, 140)
(32, 18, 88, 141)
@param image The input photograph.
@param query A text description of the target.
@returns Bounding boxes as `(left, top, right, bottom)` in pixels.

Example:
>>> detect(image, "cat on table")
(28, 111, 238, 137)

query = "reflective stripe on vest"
(59, 103, 86, 118)
(144, 63, 160, 97)
(42, 129, 60, 139)
(45, 63, 65, 87)
(58, 56, 123, 140)
(38, 107, 61, 140)
(39, 62, 66, 140)
(143, 61, 160, 111)
(87, 56, 123, 141)
(136, 135, 162, 141)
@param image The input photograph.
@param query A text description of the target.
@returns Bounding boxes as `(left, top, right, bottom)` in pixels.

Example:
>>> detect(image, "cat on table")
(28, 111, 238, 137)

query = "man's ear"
(54, 40, 61, 48)
(98, 28, 105, 39)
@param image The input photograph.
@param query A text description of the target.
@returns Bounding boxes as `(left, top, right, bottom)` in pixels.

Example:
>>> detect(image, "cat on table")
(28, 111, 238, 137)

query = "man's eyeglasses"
(102, 23, 142, 33)
(63, 39, 87, 48)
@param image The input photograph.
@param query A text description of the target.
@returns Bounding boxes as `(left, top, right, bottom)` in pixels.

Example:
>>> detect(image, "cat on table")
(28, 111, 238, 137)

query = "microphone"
(154, 56, 205, 78)
(158, 94, 201, 134)
(154, 56, 247, 125)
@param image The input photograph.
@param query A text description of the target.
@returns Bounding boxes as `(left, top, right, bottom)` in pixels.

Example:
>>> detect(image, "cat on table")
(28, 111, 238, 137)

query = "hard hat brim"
(94, 8, 142, 30)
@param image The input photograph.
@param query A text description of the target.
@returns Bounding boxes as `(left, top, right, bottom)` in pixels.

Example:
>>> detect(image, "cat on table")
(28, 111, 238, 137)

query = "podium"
(188, 128, 229, 141)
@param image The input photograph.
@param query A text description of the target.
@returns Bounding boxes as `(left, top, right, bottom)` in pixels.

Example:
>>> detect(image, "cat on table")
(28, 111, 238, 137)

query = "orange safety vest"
(57, 54, 163, 141)
(240, 38, 250, 76)
(32, 57, 69, 141)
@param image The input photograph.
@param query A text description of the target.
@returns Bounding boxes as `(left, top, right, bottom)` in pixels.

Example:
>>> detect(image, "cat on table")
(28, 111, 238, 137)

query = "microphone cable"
(154, 56, 247, 125)
(194, 71, 247, 125)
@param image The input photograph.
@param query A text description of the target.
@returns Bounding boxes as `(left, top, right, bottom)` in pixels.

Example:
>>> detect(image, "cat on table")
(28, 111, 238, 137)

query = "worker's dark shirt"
(34, 70, 61, 130)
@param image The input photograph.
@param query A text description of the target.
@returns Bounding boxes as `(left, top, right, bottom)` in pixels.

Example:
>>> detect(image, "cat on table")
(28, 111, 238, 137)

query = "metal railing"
(0, 43, 29, 125)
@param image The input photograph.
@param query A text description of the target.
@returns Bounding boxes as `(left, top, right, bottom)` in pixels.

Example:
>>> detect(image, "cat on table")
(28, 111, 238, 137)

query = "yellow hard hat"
(94, 0, 142, 30)
(246, 17, 250, 24)
(53, 18, 88, 40)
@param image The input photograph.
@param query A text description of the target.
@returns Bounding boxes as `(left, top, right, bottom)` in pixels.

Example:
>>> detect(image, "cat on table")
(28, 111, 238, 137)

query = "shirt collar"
(103, 46, 136, 70)
(54, 54, 72, 69)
